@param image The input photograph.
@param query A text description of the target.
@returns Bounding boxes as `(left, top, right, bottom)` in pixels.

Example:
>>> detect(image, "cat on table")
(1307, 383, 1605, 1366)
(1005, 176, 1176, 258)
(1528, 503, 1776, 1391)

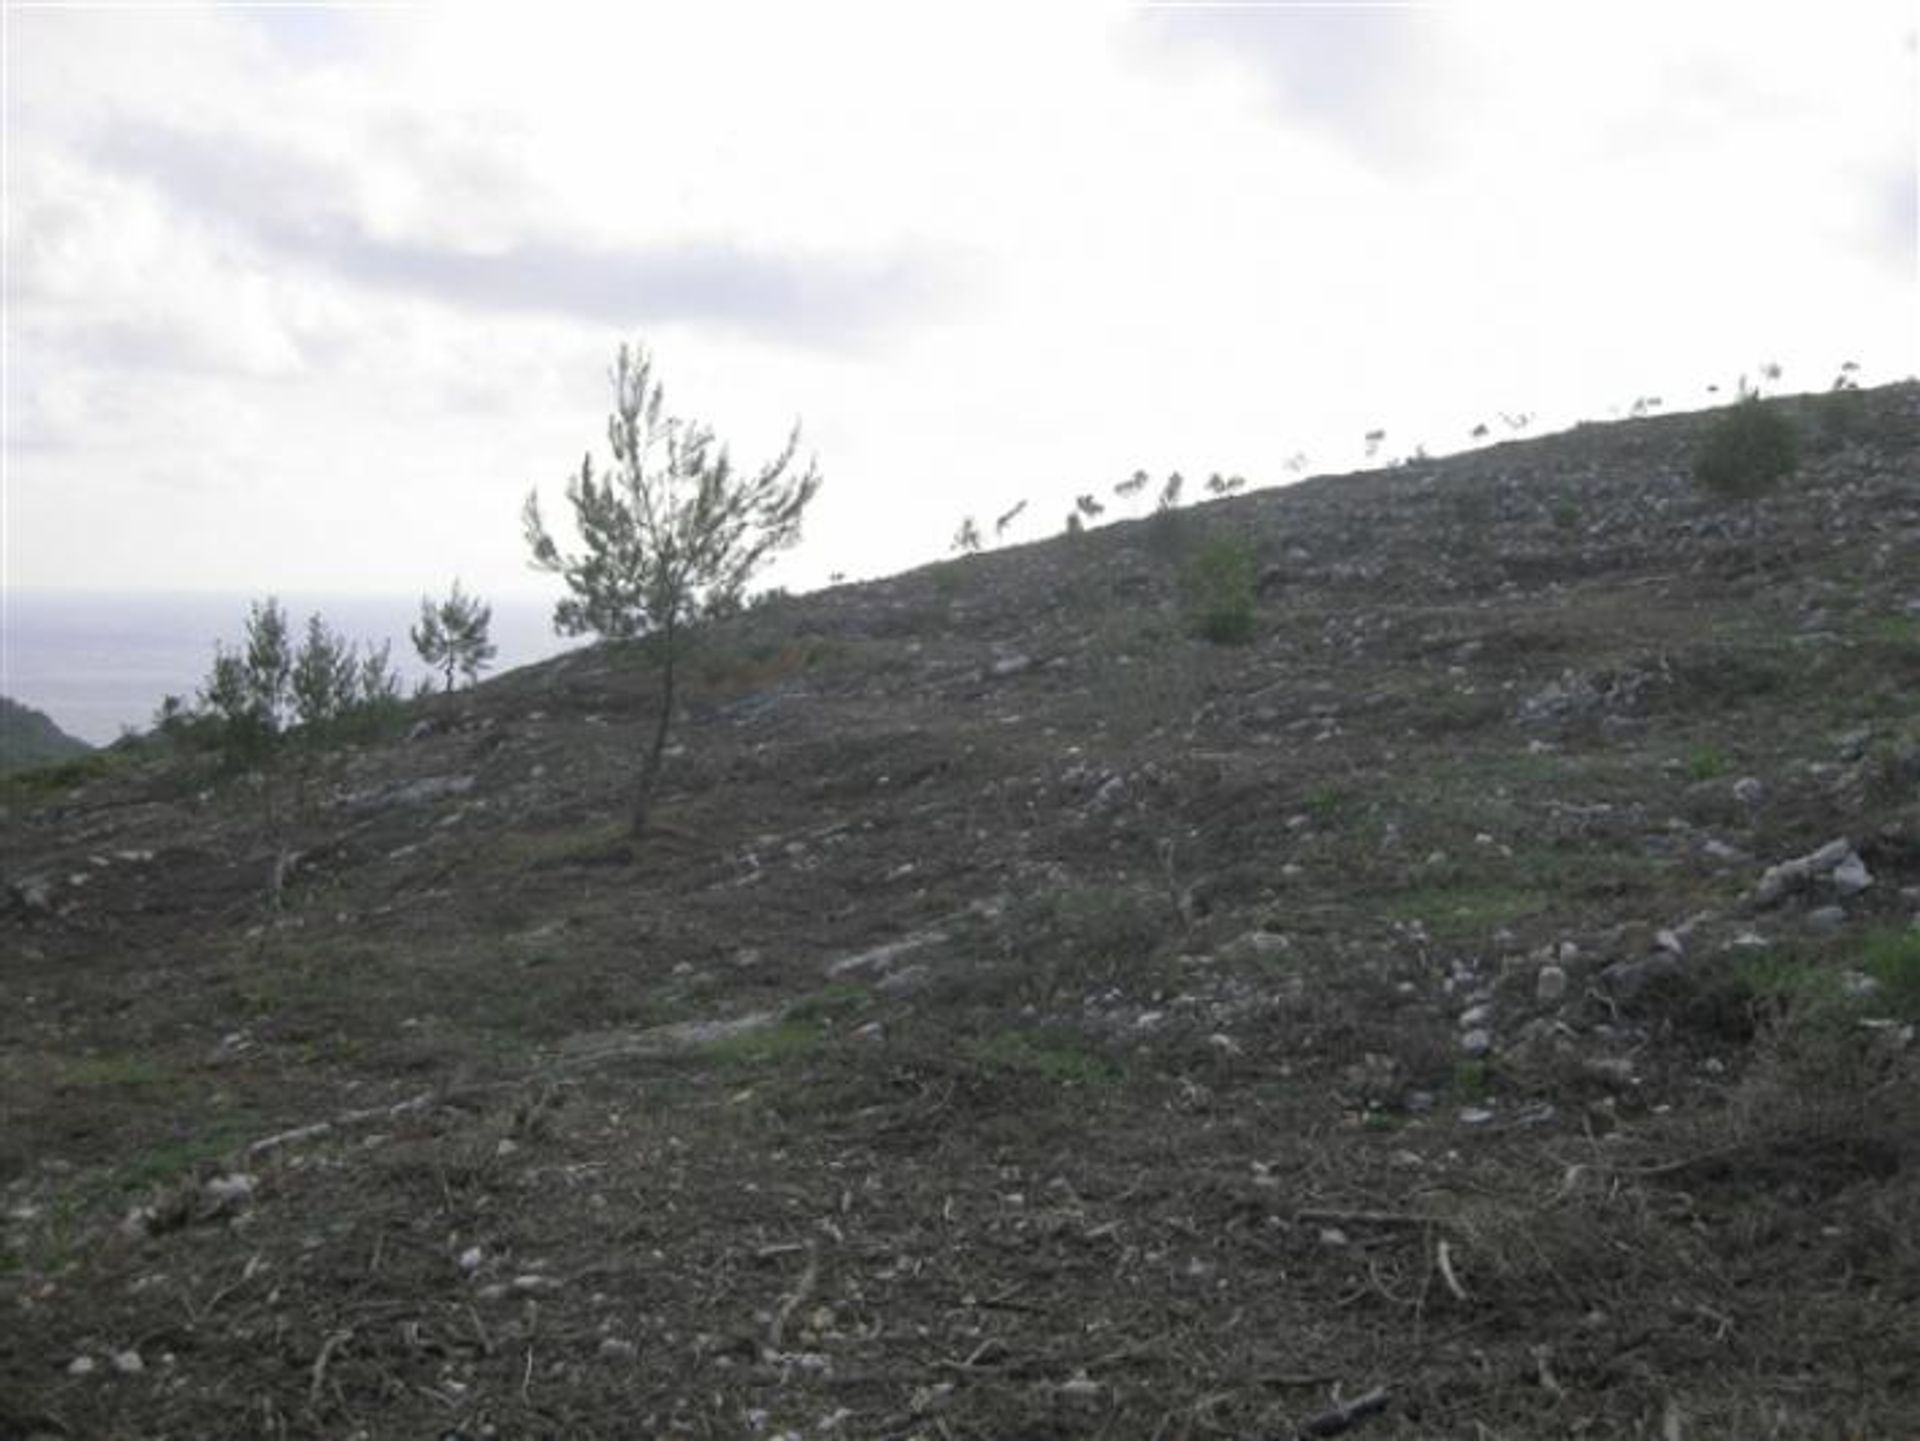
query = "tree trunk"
(630, 615, 678, 838)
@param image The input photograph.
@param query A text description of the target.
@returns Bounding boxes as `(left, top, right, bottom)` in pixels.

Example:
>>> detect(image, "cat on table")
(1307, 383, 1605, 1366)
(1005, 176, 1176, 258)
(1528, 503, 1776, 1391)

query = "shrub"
(1181, 536, 1258, 644)
(1692, 394, 1799, 499)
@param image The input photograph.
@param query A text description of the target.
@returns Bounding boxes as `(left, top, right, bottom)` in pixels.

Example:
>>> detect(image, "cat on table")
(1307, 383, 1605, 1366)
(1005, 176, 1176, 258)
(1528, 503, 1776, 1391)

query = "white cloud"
(4, 0, 1915, 601)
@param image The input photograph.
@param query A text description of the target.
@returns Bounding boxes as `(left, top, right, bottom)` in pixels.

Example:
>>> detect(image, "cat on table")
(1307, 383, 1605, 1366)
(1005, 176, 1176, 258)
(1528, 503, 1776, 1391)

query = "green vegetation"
(523, 340, 824, 838)
(1685, 744, 1731, 781)
(972, 1028, 1122, 1087)
(1692, 392, 1800, 499)
(1860, 928, 1920, 1022)
(411, 579, 497, 692)
(1181, 534, 1258, 644)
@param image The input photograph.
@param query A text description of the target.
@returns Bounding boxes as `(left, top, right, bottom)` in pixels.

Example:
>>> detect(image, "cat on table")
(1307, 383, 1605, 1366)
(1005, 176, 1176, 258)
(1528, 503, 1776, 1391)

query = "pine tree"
(411, 580, 497, 693)
(524, 342, 822, 839)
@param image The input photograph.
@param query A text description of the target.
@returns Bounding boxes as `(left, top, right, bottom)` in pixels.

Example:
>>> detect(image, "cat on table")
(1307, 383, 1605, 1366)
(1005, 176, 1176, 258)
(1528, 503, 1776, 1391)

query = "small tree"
(523, 341, 822, 838)
(412, 580, 497, 693)
(952, 516, 983, 554)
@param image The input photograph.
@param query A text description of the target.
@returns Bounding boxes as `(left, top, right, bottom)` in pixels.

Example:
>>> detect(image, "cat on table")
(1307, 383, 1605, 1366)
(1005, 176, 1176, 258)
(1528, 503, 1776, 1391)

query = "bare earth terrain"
(4, 386, 1918, 1439)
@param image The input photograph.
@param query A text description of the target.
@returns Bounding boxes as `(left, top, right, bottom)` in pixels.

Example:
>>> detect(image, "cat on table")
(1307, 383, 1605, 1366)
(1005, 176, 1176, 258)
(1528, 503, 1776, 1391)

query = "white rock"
(1536, 965, 1568, 1004)
(112, 1350, 145, 1375)
(68, 1356, 97, 1376)
(1831, 854, 1873, 895)
(1731, 777, 1765, 805)
(203, 1172, 256, 1208)
(458, 1246, 484, 1272)
(1459, 1028, 1493, 1057)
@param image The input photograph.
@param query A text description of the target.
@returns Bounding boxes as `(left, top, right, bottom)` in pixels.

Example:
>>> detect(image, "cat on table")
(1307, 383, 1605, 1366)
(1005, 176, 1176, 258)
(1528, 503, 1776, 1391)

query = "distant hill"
(0, 695, 92, 772)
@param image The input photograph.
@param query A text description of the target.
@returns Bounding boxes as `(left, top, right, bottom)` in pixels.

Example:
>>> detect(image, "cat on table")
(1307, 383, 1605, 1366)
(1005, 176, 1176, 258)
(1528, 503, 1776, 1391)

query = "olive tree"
(412, 579, 497, 693)
(523, 341, 822, 838)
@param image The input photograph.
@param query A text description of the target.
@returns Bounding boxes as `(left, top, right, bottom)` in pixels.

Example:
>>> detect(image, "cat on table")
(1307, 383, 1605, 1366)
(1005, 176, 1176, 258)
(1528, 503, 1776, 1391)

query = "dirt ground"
(4, 386, 1919, 1439)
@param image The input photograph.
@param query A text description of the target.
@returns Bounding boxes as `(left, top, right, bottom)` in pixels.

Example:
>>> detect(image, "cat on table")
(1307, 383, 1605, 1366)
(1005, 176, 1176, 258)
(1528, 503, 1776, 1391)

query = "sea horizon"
(2, 589, 577, 748)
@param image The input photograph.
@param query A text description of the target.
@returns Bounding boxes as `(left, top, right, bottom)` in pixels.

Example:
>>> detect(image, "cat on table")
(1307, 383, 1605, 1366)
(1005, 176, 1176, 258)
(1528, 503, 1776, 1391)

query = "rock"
(1459, 1028, 1493, 1057)
(989, 654, 1034, 679)
(345, 774, 475, 814)
(111, 1350, 144, 1375)
(1806, 906, 1848, 932)
(1581, 1057, 1636, 1088)
(1458, 1003, 1493, 1029)
(1536, 964, 1569, 1004)
(1732, 777, 1765, 805)
(1749, 838, 1859, 907)
(1831, 853, 1874, 896)
(1223, 931, 1290, 964)
(202, 1173, 256, 1213)
(825, 930, 946, 979)
(598, 1337, 639, 1361)
(67, 1356, 97, 1377)
(9, 874, 55, 914)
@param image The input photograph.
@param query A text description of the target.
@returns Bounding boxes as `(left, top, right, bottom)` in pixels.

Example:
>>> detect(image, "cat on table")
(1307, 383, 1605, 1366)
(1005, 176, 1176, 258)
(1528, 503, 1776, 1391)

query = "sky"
(4, 0, 1916, 605)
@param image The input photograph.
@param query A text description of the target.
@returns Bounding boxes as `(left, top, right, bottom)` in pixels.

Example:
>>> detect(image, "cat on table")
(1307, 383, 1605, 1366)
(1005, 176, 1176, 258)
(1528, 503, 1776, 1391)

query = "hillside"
(3, 385, 1918, 1439)
(0, 696, 91, 774)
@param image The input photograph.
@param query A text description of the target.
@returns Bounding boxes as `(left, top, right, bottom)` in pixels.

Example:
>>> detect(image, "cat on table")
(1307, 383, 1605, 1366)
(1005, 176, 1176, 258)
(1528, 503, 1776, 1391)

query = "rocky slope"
(3, 384, 1918, 1439)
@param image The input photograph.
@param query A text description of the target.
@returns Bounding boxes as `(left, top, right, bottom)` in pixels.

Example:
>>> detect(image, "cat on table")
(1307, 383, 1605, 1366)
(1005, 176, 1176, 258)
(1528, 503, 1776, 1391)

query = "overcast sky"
(5, 0, 1916, 602)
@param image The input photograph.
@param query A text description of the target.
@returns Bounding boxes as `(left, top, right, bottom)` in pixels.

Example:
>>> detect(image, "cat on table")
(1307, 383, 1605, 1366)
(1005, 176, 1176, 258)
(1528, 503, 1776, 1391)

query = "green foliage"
(1860, 929, 1920, 1022)
(1692, 394, 1800, 500)
(1685, 744, 1731, 781)
(189, 598, 409, 773)
(411, 579, 497, 692)
(523, 342, 822, 643)
(523, 340, 823, 837)
(1181, 535, 1258, 644)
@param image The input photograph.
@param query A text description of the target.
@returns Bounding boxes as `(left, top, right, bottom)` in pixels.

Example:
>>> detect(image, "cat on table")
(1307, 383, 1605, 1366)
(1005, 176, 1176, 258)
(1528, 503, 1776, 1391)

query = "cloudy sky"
(6, 0, 1916, 602)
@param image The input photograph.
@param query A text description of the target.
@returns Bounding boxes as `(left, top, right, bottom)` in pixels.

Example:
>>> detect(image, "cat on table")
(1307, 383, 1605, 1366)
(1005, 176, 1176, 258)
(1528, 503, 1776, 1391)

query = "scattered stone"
(1806, 906, 1848, 933)
(345, 774, 476, 814)
(204, 1174, 257, 1212)
(1458, 1003, 1493, 1030)
(111, 1350, 145, 1375)
(458, 1246, 484, 1273)
(9, 875, 55, 913)
(598, 1337, 639, 1362)
(1458, 1106, 1497, 1125)
(1750, 838, 1863, 907)
(825, 930, 946, 980)
(1536, 965, 1569, 1003)
(1831, 853, 1874, 896)
(1223, 931, 1290, 964)
(67, 1356, 96, 1377)
(1732, 777, 1765, 805)
(1653, 928, 1685, 956)
(1459, 1029, 1493, 1058)
(989, 654, 1034, 679)
(1582, 1057, 1636, 1088)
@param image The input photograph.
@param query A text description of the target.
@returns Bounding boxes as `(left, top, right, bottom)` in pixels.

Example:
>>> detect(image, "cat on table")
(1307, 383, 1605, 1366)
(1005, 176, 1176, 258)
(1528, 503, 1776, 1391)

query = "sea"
(2, 591, 577, 748)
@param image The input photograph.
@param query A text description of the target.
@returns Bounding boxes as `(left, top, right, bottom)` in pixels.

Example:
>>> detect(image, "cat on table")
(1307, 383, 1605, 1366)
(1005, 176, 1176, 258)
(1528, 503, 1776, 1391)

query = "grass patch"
(1389, 882, 1550, 939)
(701, 1017, 828, 1066)
(54, 1052, 183, 1098)
(1685, 744, 1731, 781)
(1859, 928, 1920, 1021)
(972, 1029, 1123, 1088)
